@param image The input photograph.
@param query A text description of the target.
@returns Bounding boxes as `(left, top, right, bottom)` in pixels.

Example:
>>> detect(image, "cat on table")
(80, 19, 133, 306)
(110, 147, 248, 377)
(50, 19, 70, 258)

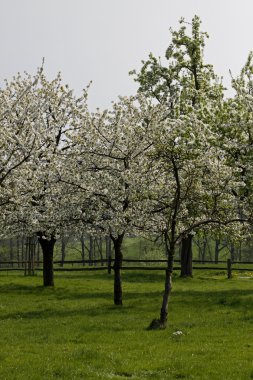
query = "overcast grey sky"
(1, 0, 253, 110)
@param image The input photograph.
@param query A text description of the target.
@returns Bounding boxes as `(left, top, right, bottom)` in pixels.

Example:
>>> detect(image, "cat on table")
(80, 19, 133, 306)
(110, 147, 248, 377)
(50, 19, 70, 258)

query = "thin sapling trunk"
(148, 237, 174, 330)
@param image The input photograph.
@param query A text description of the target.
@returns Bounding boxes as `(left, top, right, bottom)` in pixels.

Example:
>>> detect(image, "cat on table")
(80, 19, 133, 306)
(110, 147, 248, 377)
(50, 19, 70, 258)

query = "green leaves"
(131, 15, 224, 124)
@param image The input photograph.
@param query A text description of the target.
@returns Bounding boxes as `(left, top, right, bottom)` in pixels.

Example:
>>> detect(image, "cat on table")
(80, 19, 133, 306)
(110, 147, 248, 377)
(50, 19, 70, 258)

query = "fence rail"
(0, 258, 252, 278)
(1, 258, 253, 265)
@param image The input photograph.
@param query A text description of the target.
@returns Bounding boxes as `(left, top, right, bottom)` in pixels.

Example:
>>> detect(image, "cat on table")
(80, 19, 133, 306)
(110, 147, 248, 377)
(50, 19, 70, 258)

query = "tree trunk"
(98, 237, 103, 265)
(27, 237, 34, 276)
(17, 237, 20, 268)
(201, 238, 207, 263)
(89, 236, 93, 266)
(106, 236, 112, 274)
(160, 269, 172, 326)
(230, 243, 235, 261)
(37, 240, 40, 266)
(149, 241, 174, 330)
(24, 237, 28, 276)
(9, 238, 13, 267)
(80, 234, 85, 266)
(180, 234, 193, 277)
(238, 242, 242, 262)
(215, 239, 220, 264)
(38, 234, 56, 287)
(112, 233, 124, 305)
(60, 237, 66, 267)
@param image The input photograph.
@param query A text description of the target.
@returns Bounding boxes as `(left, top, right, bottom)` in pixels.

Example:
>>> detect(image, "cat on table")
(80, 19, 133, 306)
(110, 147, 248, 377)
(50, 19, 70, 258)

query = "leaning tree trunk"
(111, 233, 124, 305)
(159, 268, 173, 327)
(37, 233, 56, 287)
(180, 234, 193, 277)
(149, 241, 174, 330)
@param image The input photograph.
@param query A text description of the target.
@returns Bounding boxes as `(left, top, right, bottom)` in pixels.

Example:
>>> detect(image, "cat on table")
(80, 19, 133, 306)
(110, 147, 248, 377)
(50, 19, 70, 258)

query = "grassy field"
(0, 269, 252, 379)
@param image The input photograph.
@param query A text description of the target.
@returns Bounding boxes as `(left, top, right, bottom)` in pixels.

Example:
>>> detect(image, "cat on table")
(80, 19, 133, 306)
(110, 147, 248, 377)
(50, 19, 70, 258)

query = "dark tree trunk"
(60, 237, 66, 267)
(180, 234, 193, 277)
(21, 237, 25, 268)
(27, 236, 35, 276)
(17, 237, 20, 268)
(111, 233, 124, 306)
(201, 238, 207, 263)
(24, 237, 28, 276)
(106, 236, 112, 274)
(9, 238, 13, 267)
(80, 234, 85, 266)
(98, 237, 103, 265)
(230, 243, 235, 261)
(38, 234, 56, 287)
(238, 242, 242, 262)
(89, 236, 93, 266)
(37, 240, 40, 266)
(207, 239, 212, 261)
(215, 239, 220, 264)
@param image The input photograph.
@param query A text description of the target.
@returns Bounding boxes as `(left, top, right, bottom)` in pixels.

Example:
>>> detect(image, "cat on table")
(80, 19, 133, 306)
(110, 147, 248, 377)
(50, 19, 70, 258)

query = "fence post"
(227, 259, 232, 279)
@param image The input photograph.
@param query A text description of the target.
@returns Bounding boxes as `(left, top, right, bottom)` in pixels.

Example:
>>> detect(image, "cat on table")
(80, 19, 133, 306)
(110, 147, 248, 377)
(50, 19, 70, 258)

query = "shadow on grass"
(0, 304, 135, 323)
(0, 282, 162, 301)
(54, 270, 166, 284)
(0, 281, 251, 328)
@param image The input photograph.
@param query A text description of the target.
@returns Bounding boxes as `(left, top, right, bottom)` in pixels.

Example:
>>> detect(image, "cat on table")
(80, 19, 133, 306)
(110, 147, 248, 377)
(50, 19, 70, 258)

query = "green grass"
(0, 270, 252, 379)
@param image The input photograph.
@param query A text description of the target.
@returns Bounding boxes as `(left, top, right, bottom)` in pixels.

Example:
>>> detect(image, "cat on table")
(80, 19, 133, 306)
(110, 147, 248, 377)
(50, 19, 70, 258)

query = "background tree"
(65, 95, 158, 304)
(0, 68, 45, 211)
(143, 112, 244, 329)
(227, 52, 253, 223)
(1, 71, 88, 286)
(131, 15, 225, 276)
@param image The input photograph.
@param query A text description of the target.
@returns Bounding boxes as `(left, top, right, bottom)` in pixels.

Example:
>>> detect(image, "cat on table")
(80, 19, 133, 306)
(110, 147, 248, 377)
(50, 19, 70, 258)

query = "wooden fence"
(0, 258, 252, 278)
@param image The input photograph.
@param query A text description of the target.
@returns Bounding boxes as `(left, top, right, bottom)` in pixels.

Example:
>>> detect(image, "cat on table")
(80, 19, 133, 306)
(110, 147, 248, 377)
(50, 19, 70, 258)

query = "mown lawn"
(0, 269, 252, 379)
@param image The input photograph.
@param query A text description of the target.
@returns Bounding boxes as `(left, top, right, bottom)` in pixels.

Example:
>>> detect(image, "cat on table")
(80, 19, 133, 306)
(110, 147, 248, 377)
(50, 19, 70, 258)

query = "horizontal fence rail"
(0, 259, 252, 278)
(0, 259, 252, 265)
